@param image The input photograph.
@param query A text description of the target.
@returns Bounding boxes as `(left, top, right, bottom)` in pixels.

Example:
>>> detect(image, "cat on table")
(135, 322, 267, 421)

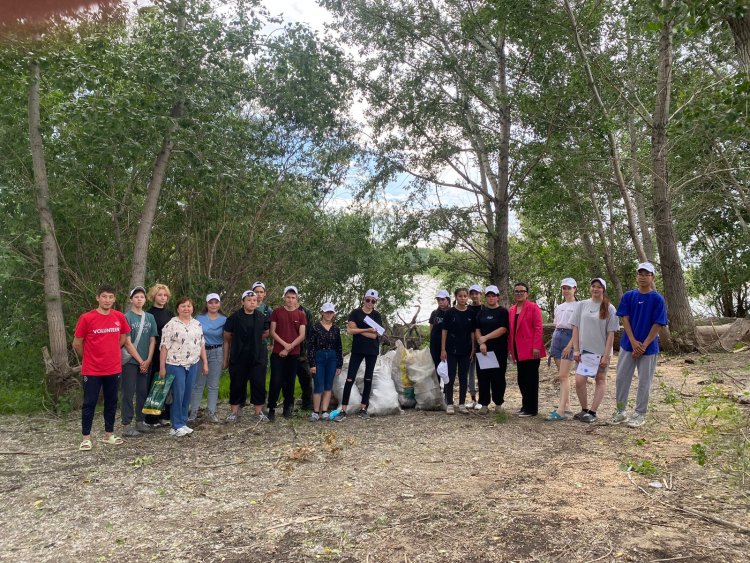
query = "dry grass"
(1, 351, 749, 562)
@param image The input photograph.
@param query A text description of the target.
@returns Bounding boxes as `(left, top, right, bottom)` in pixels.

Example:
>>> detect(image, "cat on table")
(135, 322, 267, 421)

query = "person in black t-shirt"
(429, 290, 451, 374)
(145, 284, 175, 428)
(223, 290, 271, 423)
(474, 285, 510, 414)
(334, 289, 382, 421)
(467, 284, 483, 408)
(440, 288, 476, 414)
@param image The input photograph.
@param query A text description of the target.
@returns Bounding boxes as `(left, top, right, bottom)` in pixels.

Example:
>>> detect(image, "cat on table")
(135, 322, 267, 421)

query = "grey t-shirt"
(571, 299, 619, 355)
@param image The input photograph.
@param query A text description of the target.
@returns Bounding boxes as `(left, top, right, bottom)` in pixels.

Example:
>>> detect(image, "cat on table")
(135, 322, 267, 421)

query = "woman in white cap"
(473, 285, 510, 414)
(223, 290, 271, 423)
(548, 278, 579, 421)
(429, 289, 451, 374)
(571, 278, 618, 423)
(334, 289, 382, 421)
(306, 303, 343, 421)
(189, 293, 226, 423)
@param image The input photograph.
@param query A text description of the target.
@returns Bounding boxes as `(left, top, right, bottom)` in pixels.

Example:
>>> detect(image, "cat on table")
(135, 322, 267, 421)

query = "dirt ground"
(1, 351, 749, 563)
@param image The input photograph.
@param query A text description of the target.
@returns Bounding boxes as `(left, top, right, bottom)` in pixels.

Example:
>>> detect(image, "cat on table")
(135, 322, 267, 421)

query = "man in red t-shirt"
(73, 284, 141, 451)
(267, 286, 307, 420)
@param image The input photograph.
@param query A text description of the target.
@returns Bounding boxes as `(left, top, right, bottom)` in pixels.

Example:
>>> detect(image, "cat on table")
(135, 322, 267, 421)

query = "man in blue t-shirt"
(610, 262, 668, 428)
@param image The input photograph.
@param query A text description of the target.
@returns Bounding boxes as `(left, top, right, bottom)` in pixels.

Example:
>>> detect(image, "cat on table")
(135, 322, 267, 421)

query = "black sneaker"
(357, 408, 370, 419)
(283, 406, 293, 419)
(267, 409, 276, 422)
(518, 411, 537, 418)
(573, 410, 587, 421)
(581, 412, 597, 423)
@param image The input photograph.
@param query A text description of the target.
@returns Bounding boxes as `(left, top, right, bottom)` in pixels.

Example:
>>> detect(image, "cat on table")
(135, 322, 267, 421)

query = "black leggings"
(229, 362, 267, 407)
(342, 353, 377, 407)
(445, 353, 470, 405)
(81, 373, 119, 435)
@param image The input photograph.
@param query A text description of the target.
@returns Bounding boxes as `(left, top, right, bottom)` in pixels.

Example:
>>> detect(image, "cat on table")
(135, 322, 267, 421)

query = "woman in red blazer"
(508, 282, 546, 416)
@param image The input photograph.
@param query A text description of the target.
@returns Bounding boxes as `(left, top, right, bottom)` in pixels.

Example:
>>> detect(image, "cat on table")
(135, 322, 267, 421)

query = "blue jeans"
(190, 346, 222, 417)
(314, 349, 338, 393)
(168, 362, 199, 430)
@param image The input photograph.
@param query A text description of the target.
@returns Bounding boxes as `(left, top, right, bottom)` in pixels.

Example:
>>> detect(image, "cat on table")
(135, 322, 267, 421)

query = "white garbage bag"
(404, 347, 445, 410)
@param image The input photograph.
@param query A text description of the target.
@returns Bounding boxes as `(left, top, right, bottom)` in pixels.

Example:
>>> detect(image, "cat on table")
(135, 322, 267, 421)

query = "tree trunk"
(628, 113, 656, 260)
(588, 183, 623, 301)
(28, 60, 77, 404)
(563, 0, 647, 263)
(129, 11, 186, 289)
(651, 5, 696, 350)
(727, 10, 750, 75)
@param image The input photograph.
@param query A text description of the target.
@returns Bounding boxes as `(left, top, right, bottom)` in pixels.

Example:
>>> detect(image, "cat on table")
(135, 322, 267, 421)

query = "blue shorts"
(549, 329, 574, 361)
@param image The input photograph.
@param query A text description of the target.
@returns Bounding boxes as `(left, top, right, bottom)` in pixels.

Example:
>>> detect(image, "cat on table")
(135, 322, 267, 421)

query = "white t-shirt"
(553, 301, 579, 330)
(571, 299, 619, 355)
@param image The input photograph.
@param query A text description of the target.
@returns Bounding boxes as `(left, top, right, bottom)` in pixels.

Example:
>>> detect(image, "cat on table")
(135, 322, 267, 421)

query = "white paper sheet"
(475, 351, 500, 369)
(575, 353, 601, 377)
(364, 315, 385, 335)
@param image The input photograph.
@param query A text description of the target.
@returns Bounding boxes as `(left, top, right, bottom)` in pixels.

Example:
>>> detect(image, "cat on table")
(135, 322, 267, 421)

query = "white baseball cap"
(321, 302, 336, 313)
(485, 285, 500, 295)
(435, 289, 450, 299)
(251, 281, 265, 290)
(365, 289, 379, 300)
(283, 285, 299, 295)
(129, 286, 146, 298)
(469, 284, 483, 293)
(560, 278, 577, 288)
(591, 278, 607, 290)
(637, 262, 655, 274)
(241, 290, 256, 299)
(205, 292, 221, 302)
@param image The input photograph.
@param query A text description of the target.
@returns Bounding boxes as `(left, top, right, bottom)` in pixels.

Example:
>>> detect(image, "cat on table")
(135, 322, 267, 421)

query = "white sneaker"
(446, 405, 455, 415)
(465, 400, 475, 408)
(474, 402, 482, 410)
(457, 404, 469, 414)
(169, 428, 178, 436)
(627, 413, 646, 428)
(183, 426, 194, 434)
(174, 426, 190, 437)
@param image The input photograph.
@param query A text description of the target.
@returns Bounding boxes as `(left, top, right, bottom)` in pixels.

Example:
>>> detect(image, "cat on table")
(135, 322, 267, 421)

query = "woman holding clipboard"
(570, 278, 619, 423)
(473, 285, 509, 414)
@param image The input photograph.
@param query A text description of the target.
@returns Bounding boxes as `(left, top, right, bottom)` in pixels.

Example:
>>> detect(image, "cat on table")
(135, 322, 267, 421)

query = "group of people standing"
(73, 282, 384, 450)
(74, 261, 667, 450)
(428, 262, 668, 428)
(430, 262, 667, 427)
(429, 282, 546, 417)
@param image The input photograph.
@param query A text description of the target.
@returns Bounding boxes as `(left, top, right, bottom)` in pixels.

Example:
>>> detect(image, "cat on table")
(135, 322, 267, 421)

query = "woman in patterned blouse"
(159, 297, 208, 437)
(306, 303, 343, 421)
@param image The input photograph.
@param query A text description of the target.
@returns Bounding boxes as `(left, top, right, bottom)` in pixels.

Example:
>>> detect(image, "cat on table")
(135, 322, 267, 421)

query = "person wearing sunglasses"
(547, 278, 579, 421)
(473, 285, 510, 414)
(508, 282, 545, 417)
(336, 289, 382, 421)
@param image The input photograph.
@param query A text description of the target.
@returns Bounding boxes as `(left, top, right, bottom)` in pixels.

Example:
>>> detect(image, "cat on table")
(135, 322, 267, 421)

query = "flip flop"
(79, 439, 92, 451)
(100, 435, 124, 445)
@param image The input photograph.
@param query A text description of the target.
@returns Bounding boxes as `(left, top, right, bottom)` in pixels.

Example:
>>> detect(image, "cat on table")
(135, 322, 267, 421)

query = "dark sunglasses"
(364, 298, 377, 304)
(514, 290, 527, 294)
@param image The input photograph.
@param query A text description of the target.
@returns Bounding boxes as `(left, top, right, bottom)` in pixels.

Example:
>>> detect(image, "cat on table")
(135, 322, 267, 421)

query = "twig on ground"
(0, 451, 40, 455)
(627, 473, 750, 535)
(584, 546, 613, 563)
(649, 556, 693, 562)
(261, 515, 325, 533)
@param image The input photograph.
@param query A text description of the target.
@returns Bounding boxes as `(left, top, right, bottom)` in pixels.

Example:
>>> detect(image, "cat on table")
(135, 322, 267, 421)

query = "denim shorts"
(549, 328, 574, 360)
